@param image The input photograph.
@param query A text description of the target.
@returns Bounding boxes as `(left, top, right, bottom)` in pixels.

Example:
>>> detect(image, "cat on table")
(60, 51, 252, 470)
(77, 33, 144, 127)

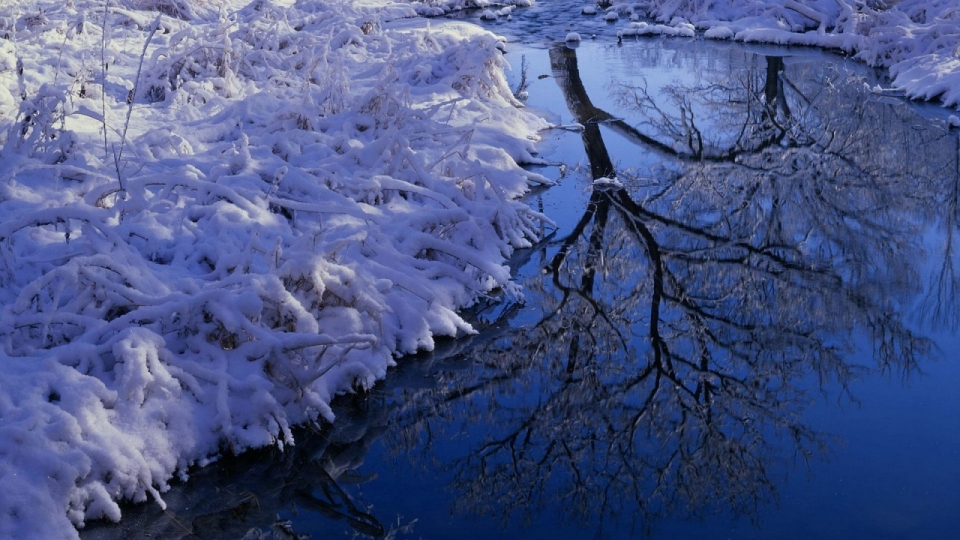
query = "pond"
(83, 9, 960, 540)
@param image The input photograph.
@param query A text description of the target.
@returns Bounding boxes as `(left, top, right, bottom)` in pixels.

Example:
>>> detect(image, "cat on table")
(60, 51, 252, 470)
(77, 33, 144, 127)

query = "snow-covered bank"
(619, 0, 960, 107)
(418, 0, 960, 109)
(0, 0, 549, 537)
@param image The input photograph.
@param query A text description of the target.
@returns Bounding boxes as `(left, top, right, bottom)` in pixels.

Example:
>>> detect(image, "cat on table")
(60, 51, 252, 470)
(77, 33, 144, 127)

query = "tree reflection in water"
(82, 42, 960, 539)
(382, 43, 957, 533)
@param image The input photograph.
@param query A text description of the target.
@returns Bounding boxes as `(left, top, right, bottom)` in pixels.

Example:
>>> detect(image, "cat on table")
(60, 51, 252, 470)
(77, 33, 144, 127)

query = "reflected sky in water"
(84, 34, 960, 540)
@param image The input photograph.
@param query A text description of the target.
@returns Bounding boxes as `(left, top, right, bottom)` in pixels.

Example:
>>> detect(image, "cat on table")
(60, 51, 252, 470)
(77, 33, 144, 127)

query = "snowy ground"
(0, 0, 549, 537)
(4, 0, 960, 538)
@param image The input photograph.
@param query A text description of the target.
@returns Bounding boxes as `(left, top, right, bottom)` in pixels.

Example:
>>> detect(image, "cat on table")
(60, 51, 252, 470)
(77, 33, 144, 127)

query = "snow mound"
(410, 0, 535, 16)
(0, 0, 549, 537)
(592, 176, 623, 189)
(620, 21, 696, 38)
(704, 26, 735, 40)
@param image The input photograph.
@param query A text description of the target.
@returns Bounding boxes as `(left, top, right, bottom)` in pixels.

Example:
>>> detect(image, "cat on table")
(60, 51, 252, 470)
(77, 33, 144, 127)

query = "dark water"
(83, 12, 960, 540)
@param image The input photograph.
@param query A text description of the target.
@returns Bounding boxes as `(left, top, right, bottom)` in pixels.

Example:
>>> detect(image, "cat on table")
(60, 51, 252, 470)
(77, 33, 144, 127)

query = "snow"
(624, 0, 960, 108)
(0, 0, 549, 537)
(6, 0, 960, 537)
(409, 0, 535, 17)
(592, 176, 623, 190)
(620, 21, 696, 38)
(703, 26, 735, 40)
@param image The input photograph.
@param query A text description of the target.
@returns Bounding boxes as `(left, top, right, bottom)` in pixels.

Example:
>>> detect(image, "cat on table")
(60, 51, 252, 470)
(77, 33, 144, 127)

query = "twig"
(100, 0, 110, 166)
(113, 15, 162, 192)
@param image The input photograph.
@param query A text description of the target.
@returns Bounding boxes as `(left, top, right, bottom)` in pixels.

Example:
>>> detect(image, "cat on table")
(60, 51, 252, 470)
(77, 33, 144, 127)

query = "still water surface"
(85, 11, 960, 540)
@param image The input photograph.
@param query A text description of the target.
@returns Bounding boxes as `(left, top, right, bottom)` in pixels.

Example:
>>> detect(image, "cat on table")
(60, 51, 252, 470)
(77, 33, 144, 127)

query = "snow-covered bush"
(0, 0, 548, 537)
(4, 83, 76, 163)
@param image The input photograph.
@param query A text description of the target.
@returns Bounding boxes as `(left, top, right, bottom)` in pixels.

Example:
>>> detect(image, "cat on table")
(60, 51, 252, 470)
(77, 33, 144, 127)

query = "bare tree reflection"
(382, 43, 953, 534)
(81, 42, 960, 539)
(921, 133, 960, 328)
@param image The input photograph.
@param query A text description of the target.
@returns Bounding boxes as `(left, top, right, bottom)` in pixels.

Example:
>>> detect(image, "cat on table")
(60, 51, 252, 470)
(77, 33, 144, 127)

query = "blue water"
(83, 13, 960, 540)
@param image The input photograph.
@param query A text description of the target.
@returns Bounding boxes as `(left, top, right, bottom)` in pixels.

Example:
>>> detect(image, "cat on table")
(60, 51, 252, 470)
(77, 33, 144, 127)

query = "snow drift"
(0, 0, 548, 537)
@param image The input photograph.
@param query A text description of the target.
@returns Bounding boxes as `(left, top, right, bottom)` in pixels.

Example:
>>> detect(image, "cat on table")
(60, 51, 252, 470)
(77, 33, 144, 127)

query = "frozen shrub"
(4, 84, 75, 164)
